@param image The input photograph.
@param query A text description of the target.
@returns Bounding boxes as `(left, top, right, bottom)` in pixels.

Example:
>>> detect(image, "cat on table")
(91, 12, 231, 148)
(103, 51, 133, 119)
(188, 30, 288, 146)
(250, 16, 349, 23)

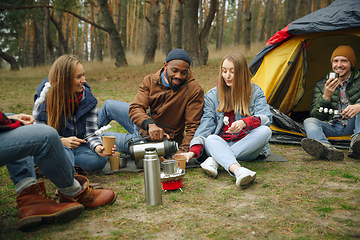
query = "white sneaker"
(200, 157, 219, 178)
(235, 167, 256, 189)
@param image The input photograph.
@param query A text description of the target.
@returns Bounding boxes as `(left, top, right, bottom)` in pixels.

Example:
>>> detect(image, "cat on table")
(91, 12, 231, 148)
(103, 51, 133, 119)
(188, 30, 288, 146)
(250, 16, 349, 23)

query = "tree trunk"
(220, 0, 226, 48)
(316, 0, 321, 10)
(121, 0, 127, 50)
(259, 0, 269, 42)
(183, 0, 217, 67)
(134, 2, 142, 52)
(117, 0, 121, 32)
(95, 4, 103, 61)
(22, 20, 30, 68)
(244, 0, 252, 50)
(50, 11, 68, 54)
(143, 0, 159, 65)
(199, 0, 218, 65)
(175, 0, 183, 49)
(84, 16, 89, 61)
(284, 0, 296, 27)
(90, 2, 95, 61)
(97, 0, 127, 67)
(199, 0, 204, 31)
(32, 17, 40, 66)
(265, 0, 274, 42)
(44, 0, 54, 63)
(184, 0, 201, 66)
(305, 0, 312, 14)
(251, 0, 258, 43)
(161, 0, 172, 55)
(215, 0, 223, 50)
(271, 0, 277, 37)
(234, 0, 243, 44)
(38, 1, 45, 65)
(0, 48, 20, 71)
(295, 0, 305, 19)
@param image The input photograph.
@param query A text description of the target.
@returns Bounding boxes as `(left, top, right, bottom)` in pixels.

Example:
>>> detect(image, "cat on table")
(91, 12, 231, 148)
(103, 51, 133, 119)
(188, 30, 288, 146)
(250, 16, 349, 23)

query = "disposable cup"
(109, 152, 120, 171)
(102, 136, 116, 155)
(173, 155, 187, 170)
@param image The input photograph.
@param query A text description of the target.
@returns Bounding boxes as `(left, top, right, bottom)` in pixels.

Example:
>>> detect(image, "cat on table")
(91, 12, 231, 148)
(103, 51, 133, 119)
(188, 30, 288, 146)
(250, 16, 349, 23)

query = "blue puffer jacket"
(33, 77, 98, 139)
(190, 84, 273, 156)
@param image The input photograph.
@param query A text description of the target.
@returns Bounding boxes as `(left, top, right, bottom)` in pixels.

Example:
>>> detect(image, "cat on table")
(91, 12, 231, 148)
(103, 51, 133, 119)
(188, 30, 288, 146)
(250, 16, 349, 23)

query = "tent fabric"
(249, 0, 360, 146)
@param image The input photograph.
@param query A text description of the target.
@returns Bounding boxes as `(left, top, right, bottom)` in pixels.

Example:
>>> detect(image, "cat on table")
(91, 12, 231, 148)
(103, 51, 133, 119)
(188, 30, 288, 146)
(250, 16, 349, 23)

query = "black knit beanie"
(165, 49, 191, 65)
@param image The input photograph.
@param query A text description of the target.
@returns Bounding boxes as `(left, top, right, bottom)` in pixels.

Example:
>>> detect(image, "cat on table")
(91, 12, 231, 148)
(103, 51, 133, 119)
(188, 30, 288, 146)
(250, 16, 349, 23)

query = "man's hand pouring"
(148, 123, 170, 141)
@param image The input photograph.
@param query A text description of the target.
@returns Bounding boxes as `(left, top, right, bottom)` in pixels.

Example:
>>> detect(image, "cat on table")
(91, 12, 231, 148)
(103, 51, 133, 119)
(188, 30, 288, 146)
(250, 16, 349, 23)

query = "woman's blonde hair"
(46, 54, 80, 131)
(217, 52, 252, 116)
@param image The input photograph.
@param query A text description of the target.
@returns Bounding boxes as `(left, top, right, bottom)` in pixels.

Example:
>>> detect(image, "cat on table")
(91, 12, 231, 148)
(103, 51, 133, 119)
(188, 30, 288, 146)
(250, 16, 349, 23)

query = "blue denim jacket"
(190, 84, 273, 156)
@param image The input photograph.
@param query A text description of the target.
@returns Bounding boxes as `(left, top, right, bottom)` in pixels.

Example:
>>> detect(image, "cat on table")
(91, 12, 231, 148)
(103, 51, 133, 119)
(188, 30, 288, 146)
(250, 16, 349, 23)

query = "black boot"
(348, 133, 360, 159)
(322, 143, 344, 161)
(301, 138, 325, 158)
(301, 138, 343, 161)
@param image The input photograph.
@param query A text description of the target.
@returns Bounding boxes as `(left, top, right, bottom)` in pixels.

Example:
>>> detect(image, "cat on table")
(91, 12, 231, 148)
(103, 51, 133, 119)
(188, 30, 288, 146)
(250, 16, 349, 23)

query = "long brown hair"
(46, 54, 80, 131)
(217, 52, 252, 116)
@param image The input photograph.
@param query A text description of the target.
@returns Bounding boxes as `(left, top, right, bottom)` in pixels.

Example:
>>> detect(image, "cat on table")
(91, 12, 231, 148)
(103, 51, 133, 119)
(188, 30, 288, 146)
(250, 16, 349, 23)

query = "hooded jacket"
(309, 68, 360, 121)
(129, 67, 204, 152)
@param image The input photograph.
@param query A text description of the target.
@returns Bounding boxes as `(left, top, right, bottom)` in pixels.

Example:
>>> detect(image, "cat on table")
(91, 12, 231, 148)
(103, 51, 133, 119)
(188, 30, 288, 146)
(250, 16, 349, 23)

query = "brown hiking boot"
(16, 182, 84, 231)
(58, 175, 116, 209)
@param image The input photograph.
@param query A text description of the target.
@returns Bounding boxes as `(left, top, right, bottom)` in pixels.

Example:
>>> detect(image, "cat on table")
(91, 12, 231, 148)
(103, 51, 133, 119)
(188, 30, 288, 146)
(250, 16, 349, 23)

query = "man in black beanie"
(98, 49, 204, 155)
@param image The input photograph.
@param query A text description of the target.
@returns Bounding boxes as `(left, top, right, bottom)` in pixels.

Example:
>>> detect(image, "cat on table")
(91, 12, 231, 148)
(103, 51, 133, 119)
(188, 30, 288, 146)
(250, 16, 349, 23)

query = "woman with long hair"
(180, 52, 272, 189)
(33, 54, 112, 172)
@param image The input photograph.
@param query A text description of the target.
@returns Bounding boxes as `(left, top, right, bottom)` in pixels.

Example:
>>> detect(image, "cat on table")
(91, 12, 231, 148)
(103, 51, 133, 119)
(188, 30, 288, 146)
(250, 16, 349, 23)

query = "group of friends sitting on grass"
(1, 45, 359, 231)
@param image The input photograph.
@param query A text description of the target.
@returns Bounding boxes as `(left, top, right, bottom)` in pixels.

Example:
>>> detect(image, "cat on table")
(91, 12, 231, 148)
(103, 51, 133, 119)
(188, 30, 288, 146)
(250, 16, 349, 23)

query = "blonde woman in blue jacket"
(180, 52, 272, 189)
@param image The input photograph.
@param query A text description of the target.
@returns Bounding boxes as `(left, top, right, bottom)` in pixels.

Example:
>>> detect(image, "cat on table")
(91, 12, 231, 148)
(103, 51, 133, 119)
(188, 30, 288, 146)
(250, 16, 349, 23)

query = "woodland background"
(0, 0, 335, 70)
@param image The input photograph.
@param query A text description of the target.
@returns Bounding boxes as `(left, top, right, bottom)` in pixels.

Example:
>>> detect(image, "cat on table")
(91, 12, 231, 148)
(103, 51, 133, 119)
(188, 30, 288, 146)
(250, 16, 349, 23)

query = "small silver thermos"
(143, 147, 162, 206)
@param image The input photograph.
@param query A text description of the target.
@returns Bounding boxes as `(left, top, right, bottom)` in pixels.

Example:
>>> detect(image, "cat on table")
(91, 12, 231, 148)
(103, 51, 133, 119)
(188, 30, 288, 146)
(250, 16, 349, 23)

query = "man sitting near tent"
(301, 45, 360, 161)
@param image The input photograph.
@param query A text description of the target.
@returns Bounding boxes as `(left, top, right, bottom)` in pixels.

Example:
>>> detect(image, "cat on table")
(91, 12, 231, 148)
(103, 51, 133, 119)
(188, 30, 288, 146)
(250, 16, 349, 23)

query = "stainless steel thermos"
(129, 138, 178, 160)
(143, 147, 162, 206)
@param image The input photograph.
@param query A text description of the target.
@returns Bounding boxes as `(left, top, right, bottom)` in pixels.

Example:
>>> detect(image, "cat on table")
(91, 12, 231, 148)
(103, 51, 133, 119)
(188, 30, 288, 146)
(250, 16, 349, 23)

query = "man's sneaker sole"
(18, 204, 84, 231)
(301, 138, 324, 158)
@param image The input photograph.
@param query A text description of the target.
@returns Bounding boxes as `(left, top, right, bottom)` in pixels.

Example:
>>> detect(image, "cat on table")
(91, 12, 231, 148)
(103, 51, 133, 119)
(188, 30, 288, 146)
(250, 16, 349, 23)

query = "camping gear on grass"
(160, 168, 186, 192)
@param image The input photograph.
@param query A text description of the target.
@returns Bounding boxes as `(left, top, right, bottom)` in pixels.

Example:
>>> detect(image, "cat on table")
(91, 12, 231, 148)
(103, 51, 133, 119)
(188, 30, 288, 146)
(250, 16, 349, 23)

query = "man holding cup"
(301, 45, 360, 161)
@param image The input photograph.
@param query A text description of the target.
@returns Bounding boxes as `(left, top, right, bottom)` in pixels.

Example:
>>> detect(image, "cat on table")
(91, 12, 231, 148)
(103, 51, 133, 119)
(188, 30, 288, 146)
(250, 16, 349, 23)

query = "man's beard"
(167, 77, 184, 91)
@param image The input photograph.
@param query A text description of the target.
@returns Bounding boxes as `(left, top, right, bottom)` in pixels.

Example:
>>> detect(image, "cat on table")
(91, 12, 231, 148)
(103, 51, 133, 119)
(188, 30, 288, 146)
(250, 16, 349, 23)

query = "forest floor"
(0, 45, 359, 239)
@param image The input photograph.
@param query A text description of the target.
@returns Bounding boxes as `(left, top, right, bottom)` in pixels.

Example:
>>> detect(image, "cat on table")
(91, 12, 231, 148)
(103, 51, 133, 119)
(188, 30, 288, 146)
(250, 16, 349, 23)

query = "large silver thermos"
(129, 137, 178, 160)
(143, 147, 162, 206)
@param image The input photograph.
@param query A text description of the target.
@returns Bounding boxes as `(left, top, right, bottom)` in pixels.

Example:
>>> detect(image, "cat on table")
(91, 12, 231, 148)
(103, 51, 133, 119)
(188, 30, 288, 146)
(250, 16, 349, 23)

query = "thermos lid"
(145, 147, 157, 152)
